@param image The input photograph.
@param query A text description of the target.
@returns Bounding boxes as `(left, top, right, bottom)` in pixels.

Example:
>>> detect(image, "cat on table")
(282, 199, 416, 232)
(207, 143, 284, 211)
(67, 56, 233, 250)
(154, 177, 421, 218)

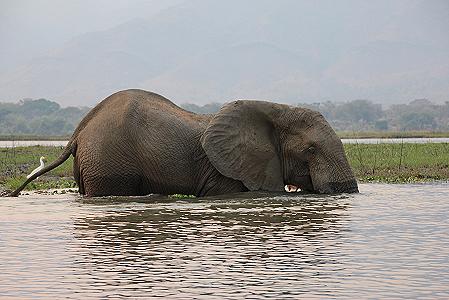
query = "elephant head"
(201, 100, 358, 194)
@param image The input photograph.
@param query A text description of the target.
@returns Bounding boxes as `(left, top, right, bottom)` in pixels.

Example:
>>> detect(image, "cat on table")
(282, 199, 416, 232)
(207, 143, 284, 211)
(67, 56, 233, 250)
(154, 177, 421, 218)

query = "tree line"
(0, 98, 90, 136)
(0, 98, 448, 136)
(184, 99, 449, 132)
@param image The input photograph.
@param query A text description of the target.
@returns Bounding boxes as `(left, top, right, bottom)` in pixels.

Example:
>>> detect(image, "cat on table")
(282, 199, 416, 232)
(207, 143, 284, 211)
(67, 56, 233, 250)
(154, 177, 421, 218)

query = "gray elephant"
(8, 89, 358, 197)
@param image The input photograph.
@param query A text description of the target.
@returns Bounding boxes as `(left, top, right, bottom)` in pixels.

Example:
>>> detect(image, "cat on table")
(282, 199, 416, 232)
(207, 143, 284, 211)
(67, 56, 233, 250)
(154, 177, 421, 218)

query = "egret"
(27, 156, 46, 179)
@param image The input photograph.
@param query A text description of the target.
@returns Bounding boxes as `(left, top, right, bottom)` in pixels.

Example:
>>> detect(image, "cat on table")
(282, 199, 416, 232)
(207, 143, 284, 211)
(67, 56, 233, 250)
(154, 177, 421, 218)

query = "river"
(1, 183, 448, 299)
(0, 138, 449, 148)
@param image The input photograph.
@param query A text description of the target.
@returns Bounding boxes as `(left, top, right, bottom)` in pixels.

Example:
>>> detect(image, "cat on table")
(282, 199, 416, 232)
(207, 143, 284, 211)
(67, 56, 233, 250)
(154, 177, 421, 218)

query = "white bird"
(27, 156, 46, 179)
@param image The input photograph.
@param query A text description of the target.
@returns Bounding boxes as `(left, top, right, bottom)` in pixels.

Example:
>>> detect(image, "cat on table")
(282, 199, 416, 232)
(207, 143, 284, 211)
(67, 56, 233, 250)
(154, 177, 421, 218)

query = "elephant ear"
(200, 100, 284, 191)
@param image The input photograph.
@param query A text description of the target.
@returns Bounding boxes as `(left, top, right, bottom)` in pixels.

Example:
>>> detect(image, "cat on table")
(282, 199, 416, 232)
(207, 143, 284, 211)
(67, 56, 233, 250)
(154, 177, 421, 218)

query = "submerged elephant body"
(8, 89, 358, 197)
(74, 90, 246, 196)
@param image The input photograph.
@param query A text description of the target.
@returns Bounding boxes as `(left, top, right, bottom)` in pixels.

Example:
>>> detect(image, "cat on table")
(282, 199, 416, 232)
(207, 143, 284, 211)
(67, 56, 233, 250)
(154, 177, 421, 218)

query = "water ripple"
(0, 183, 448, 299)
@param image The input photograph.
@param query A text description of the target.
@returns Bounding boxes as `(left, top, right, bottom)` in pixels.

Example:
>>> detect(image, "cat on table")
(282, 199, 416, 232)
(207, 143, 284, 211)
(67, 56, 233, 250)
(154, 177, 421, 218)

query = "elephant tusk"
(284, 184, 301, 192)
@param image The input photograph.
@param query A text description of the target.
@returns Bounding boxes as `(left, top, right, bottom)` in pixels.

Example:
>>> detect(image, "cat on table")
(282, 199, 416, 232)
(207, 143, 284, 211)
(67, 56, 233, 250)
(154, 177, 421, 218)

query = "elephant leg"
(73, 157, 85, 195)
(83, 173, 145, 197)
(76, 148, 147, 197)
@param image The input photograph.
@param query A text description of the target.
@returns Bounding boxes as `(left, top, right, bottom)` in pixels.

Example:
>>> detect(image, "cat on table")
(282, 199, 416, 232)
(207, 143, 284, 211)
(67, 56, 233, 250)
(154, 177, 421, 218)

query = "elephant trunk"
(315, 178, 359, 194)
(310, 153, 359, 194)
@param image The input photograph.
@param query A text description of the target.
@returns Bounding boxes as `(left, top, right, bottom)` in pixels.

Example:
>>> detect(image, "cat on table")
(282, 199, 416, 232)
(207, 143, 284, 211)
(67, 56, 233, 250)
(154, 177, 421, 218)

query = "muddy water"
(1, 183, 448, 299)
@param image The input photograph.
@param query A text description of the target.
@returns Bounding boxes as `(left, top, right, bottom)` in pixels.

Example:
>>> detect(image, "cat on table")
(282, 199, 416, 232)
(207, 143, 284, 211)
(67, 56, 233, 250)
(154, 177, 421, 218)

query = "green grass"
(0, 145, 74, 191)
(5, 176, 77, 190)
(345, 143, 449, 183)
(1, 143, 448, 192)
(337, 131, 449, 139)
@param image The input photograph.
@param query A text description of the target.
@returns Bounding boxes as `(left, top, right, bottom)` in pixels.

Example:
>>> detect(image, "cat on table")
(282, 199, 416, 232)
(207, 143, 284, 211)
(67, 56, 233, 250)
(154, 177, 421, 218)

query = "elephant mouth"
(284, 175, 314, 193)
(285, 176, 359, 194)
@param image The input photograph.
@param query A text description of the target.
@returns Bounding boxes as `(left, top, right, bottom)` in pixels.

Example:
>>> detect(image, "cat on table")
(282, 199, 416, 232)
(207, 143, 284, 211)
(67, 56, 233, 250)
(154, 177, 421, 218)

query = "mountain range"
(0, 0, 448, 106)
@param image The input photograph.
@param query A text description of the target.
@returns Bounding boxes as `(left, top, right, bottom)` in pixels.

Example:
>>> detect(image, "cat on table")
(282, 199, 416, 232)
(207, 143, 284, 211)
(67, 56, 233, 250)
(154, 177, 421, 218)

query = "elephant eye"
(307, 146, 316, 154)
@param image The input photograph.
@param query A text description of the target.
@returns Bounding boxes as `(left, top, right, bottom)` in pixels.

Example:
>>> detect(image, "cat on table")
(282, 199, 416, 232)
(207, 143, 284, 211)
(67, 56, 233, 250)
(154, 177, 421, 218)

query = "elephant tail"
(4, 140, 76, 197)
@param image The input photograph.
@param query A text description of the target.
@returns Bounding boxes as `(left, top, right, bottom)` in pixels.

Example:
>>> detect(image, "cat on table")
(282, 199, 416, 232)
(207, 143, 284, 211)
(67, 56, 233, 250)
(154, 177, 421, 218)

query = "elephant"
(7, 89, 358, 197)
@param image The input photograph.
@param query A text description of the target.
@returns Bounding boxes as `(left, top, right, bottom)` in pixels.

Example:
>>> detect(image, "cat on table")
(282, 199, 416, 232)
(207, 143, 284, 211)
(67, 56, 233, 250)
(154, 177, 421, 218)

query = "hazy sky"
(5, 0, 446, 72)
(1, 0, 448, 106)
(0, 0, 182, 70)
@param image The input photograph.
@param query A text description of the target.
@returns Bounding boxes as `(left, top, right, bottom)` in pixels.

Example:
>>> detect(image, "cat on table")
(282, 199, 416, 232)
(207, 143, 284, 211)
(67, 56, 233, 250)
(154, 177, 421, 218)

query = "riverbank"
(2, 138, 449, 149)
(0, 146, 75, 192)
(1, 144, 448, 192)
(1, 131, 449, 141)
(345, 143, 449, 183)
(0, 135, 71, 141)
(337, 131, 449, 139)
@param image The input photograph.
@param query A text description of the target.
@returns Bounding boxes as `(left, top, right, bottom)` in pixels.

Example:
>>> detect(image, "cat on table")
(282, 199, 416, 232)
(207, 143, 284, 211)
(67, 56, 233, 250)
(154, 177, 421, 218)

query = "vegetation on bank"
(345, 143, 449, 183)
(337, 131, 449, 139)
(0, 143, 448, 192)
(0, 146, 74, 192)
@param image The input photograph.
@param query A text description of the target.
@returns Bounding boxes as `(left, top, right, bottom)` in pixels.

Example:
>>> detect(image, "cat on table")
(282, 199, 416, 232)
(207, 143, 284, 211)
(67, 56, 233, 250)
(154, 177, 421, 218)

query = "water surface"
(0, 140, 68, 148)
(1, 183, 448, 299)
(1, 138, 449, 148)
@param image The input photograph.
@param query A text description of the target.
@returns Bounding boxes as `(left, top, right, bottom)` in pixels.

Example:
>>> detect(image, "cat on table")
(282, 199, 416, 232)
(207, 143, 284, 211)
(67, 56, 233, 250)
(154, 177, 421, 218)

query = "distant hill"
(0, 0, 448, 106)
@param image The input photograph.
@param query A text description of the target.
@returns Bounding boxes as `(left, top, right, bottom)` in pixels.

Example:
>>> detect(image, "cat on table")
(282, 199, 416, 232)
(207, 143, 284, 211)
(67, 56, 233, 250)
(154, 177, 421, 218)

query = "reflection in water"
(1, 184, 448, 299)
(70, 193, 350, 298)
